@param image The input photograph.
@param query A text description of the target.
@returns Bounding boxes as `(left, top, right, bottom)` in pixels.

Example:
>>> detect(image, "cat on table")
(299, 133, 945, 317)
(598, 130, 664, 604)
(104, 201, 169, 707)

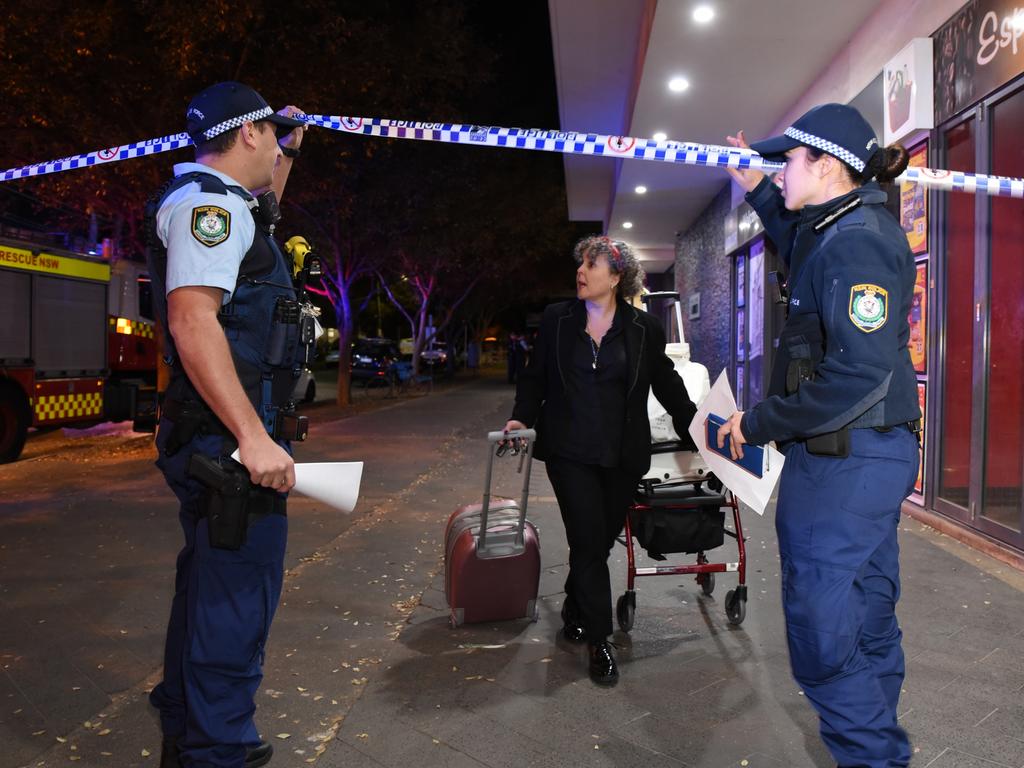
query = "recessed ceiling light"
(635, 185, 647, 194)
(693, 5, 714, 24)
(653, 131, 668, 142)
(622, 221, 634, 229)
(668, 76, 690, 93)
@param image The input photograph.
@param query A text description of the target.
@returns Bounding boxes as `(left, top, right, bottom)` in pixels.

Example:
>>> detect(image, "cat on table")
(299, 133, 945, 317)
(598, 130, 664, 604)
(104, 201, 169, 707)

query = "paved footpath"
(2, 375, 1023, 768)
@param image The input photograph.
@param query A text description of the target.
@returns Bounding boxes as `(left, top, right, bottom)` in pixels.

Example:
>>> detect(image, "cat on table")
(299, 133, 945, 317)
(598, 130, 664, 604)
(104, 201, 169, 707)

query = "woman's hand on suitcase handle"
(717, 410, 747, 461)
(499, 420, 528, 456)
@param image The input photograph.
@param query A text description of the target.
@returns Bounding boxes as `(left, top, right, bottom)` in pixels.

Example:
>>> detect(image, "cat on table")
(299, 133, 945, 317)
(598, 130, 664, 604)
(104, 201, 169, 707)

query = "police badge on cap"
(186, 82, 305, 144)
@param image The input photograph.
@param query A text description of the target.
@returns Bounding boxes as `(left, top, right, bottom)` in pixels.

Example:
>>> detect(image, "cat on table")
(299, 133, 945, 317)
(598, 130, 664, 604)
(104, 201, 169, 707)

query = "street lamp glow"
(693, 5, 715, 24)
(635, 185, 647, 194)
(622, 221, 634, 229)
(652, 131, 668, 142)
(668, 76, 690, 93)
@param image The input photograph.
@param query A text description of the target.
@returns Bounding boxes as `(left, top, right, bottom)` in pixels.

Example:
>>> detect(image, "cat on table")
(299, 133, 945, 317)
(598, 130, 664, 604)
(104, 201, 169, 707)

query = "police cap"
(750, 103, 880, 174)
(186, 81, 305, 144)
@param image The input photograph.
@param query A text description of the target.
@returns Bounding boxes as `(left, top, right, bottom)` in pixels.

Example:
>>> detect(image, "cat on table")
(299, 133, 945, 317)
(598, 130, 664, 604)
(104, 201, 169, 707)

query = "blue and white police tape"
(3, 115, 1023, 200)
(1, 132, 194, 182)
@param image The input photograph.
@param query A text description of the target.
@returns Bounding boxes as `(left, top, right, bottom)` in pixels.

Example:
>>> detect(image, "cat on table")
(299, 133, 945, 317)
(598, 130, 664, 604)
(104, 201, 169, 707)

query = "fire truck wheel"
(0, 381, 31, 464)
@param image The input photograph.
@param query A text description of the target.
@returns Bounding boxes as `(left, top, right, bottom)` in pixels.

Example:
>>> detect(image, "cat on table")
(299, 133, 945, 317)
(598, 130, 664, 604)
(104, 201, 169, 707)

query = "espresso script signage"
(934, 0, 1024, 123)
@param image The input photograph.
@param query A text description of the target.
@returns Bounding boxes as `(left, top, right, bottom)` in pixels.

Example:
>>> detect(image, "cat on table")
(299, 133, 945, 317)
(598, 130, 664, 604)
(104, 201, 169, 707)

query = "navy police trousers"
(776, 426, 919, 768)
(149, 427, 287, 768)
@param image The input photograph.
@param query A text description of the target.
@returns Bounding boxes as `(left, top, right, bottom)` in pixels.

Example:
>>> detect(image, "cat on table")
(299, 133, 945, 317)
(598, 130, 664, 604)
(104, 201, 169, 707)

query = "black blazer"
(512, 299, 698, 476)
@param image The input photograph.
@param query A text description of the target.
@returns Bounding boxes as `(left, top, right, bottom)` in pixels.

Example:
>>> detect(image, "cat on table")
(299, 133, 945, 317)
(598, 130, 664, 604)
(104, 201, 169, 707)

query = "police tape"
(3, 116, 1023, 200)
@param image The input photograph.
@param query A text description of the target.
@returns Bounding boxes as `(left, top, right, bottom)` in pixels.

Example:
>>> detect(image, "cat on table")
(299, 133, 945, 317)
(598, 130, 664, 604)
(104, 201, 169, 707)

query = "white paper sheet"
(687, 371, 784, 515)
(231, 451, 364, 513)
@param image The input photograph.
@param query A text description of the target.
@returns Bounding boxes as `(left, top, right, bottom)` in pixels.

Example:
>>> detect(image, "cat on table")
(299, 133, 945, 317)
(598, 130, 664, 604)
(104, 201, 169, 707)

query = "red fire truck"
(0, 236, 158, 463)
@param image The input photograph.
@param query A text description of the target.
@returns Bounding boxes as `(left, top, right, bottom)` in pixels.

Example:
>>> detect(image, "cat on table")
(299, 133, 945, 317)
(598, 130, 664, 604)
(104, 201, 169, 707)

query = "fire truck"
(0, 235, 158, 463)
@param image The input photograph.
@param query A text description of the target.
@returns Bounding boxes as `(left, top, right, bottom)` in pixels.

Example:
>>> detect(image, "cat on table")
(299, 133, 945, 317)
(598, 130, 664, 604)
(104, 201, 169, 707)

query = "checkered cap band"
(202, 106, 274, 140)
(784, 127, 866, 173)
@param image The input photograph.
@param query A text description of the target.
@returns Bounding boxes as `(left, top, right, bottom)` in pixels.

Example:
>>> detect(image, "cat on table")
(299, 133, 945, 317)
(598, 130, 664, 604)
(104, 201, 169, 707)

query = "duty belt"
(870, 419, 923, 434)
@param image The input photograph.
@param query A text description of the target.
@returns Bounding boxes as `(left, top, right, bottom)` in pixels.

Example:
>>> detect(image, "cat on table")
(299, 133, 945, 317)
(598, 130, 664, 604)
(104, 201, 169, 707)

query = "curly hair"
(572, 236, 645, 299)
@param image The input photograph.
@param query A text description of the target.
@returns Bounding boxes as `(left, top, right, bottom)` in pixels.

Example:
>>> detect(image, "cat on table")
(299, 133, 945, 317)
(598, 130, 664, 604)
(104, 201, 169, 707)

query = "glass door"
(933, 78, 1024, 551)
(979, 83, 1024, 545)
(935, 115, 976, 520)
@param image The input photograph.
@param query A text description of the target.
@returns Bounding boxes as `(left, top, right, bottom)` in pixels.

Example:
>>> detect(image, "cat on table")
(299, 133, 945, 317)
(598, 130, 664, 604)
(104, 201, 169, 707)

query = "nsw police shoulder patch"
(191, 205, 231, 247)
(848, 283, 888, 332)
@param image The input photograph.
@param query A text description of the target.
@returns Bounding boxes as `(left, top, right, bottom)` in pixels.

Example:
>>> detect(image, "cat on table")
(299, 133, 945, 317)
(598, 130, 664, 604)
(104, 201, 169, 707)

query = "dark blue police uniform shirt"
(740, 178, 921, 445)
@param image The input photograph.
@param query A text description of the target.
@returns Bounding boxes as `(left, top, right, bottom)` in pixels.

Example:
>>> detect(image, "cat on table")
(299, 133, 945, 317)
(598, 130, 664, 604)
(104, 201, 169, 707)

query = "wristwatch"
(279, 145, 300, 159)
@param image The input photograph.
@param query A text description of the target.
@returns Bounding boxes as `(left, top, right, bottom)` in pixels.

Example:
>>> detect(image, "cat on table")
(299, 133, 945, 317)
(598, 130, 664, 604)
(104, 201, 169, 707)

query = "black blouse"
(550, 309, 627, 467)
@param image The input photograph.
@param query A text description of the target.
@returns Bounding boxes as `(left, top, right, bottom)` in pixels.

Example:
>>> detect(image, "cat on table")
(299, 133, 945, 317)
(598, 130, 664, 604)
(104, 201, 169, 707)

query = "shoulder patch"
(191, 205, 231, 247)
(848, 283, 888, 332)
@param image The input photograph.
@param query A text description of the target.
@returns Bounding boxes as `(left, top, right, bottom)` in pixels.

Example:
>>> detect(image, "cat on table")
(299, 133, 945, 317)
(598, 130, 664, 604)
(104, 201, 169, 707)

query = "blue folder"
(705, 413, 765, 478)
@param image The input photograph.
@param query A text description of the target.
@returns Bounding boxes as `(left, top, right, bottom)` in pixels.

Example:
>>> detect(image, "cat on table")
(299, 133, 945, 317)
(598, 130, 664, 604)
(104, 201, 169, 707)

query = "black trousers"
(545, 457, 640, 640)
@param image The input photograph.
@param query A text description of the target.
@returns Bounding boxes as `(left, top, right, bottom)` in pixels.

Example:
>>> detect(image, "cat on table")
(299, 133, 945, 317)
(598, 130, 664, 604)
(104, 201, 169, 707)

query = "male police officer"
(719, 104, 921, 768)
(147, 82, 308, 768)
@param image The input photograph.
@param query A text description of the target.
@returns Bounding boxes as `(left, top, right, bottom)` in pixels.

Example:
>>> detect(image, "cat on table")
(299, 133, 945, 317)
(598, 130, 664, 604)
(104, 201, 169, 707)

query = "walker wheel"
(725, 589, 746, 625)
(616, 591, 636, 633)
(698, 572, 715, 596)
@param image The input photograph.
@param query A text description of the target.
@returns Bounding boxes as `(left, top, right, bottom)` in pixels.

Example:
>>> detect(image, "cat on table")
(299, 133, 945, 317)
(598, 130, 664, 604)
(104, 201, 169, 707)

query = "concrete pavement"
(1, 373, 1023, 767)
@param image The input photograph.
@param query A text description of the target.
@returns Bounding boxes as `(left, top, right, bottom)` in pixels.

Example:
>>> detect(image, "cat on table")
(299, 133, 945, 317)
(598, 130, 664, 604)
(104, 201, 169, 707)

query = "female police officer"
(718, 104, 921, 768)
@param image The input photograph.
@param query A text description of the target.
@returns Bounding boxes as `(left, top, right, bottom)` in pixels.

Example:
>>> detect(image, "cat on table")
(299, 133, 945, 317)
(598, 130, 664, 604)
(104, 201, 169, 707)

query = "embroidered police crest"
(848, 283, 888, 332)
(191, 206, 230, 247)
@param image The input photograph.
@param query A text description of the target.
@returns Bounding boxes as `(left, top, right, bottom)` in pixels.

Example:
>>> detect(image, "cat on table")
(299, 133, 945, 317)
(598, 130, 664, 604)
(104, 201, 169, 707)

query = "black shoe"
(159, 738, 274, 767)
(246, 741, 274, 767)
(561, 622, 587, 643)
(588, 641, 619, 686)
(560, 601, 586, 643)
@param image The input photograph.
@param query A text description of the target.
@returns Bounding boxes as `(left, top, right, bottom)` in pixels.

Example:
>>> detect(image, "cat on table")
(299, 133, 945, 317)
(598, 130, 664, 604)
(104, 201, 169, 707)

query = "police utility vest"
(145, 171, 303, 436)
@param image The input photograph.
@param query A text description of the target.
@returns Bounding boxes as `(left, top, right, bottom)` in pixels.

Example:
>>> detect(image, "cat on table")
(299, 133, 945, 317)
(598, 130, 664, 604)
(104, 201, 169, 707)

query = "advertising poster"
(748, 240, 764, 358)
(915, 382, 927, 496)
(736, 308, 745, 361)
(909, 260, 928, 373)
(736, 254, 746, 307)
(900, 144, 929, 254)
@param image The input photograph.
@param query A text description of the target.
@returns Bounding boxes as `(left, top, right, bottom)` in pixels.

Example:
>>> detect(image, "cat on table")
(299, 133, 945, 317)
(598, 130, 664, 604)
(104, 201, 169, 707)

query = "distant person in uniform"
(502, 236, 697, 686)
(718, 104, 920, 768)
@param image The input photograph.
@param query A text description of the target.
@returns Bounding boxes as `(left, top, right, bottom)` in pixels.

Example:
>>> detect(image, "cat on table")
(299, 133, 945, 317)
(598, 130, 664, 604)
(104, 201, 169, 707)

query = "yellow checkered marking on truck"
(33, 392, 104, 422)
(109, 316, 156, 339)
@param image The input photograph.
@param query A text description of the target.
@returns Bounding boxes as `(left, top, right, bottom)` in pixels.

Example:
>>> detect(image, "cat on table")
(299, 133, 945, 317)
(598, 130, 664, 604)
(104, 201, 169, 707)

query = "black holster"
(188, 454, 282, 550)
(786, 358, 850, 458)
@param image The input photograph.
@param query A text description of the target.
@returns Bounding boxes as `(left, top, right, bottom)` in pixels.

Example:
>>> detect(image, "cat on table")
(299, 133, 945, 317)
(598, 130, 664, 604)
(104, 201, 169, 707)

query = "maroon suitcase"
(445, 429, 540, 627)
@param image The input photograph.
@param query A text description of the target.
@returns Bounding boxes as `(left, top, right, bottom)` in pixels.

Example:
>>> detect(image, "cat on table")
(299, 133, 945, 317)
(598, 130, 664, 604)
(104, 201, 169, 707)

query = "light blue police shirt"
(156, 162, 257, 303)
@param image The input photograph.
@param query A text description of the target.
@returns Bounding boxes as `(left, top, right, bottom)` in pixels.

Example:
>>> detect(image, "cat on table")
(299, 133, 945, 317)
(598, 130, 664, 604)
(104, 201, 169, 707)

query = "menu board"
(909, 260, 928, 373)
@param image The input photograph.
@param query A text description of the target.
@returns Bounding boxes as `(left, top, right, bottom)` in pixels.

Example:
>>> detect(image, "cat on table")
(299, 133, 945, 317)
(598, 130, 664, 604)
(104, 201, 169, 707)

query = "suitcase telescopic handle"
(480, 429, 536, 552)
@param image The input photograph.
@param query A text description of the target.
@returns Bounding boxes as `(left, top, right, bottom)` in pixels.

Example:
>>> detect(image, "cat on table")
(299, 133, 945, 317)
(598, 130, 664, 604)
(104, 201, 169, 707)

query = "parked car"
(351, 338, 400, 384)
(420, 341, 448, 370)
(292, 367, 317, 403)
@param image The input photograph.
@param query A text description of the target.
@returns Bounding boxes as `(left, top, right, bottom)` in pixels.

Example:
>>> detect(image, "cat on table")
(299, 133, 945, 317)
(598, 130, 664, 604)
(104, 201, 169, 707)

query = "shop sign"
(884, 38, 934, 144)
(723, 200, 763, 254)
(934, 0, 1024, 123)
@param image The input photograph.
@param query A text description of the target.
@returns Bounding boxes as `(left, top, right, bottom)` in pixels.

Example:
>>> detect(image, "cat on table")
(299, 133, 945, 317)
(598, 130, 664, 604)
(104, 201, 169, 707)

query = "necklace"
(587, 333, 600, 370)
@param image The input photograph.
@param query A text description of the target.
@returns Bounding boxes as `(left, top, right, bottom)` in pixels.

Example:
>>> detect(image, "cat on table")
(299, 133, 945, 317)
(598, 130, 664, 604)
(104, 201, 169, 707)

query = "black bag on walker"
(632, 503, 725, 559)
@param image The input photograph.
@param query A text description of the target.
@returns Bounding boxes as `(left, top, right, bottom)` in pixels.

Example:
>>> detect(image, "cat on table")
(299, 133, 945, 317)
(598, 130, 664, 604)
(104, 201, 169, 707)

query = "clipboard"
(705, 413, 766, 478)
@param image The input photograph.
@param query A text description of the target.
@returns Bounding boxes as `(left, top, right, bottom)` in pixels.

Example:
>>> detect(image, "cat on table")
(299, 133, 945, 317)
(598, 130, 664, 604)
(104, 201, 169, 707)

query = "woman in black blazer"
(503, 236, 697, 686)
